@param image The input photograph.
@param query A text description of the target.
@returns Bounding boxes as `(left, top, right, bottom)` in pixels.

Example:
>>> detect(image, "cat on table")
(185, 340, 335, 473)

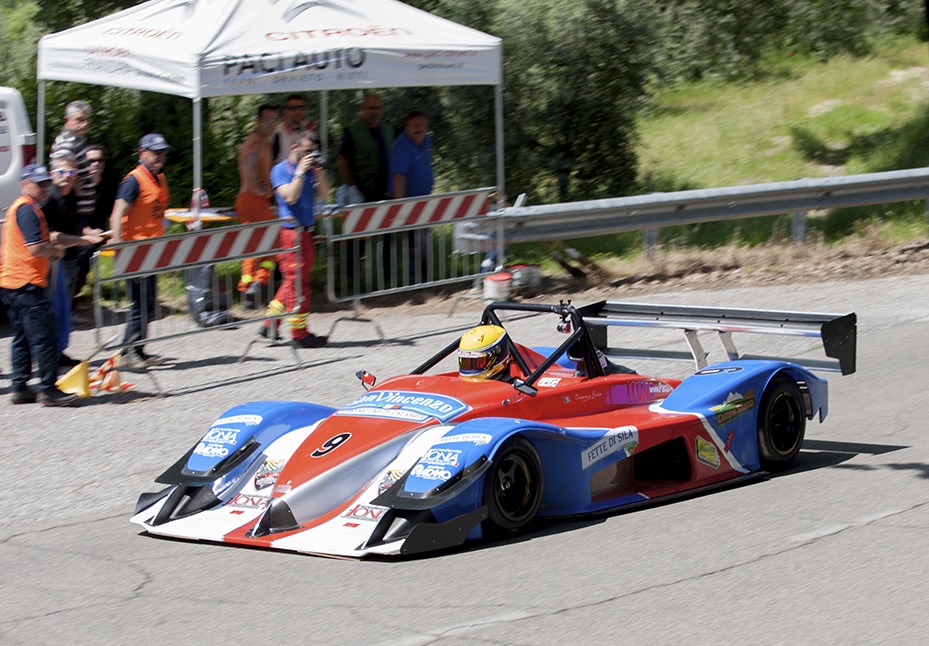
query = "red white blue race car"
(131, 300, 856, 558)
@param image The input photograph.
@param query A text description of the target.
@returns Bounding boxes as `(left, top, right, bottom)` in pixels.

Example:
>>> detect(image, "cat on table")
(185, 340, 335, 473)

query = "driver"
(458, 325, 511, 381)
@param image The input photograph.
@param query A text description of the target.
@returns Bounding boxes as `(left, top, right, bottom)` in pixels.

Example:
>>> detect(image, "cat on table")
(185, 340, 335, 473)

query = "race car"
(131, 300, 857, 558)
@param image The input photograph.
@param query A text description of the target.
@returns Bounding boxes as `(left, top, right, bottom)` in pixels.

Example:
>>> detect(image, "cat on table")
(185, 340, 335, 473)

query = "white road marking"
(787, 508, 904, 543)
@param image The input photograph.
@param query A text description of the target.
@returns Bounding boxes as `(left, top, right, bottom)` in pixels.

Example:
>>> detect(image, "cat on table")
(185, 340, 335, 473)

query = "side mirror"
(512, 379, 538, 397)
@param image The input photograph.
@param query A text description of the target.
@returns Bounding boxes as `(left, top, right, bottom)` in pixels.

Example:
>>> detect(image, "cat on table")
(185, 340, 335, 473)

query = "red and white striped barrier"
(339, 188, 491, 237)
(110, 221, 282, 277)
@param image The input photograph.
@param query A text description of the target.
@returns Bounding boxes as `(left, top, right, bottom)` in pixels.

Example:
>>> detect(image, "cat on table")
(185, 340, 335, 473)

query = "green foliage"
(3, 0, 927, 225)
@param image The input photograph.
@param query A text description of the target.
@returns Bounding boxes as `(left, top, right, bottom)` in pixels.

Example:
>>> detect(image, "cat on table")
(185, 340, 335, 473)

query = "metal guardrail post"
(792, 210, 807, 245)
(643, 228, 659, 259)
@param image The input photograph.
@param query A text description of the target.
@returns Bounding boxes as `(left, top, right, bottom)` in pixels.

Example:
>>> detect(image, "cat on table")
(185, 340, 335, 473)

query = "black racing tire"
(483, 436, 544, 533)
(757, 376, 806, 471)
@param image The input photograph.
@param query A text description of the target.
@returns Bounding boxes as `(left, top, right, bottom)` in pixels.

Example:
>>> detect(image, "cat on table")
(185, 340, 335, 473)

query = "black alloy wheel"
(484, 436, 543, 532)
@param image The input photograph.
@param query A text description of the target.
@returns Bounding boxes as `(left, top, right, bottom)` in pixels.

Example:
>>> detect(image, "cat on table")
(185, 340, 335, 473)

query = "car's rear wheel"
(484, 436, 543, 533)
(757, 377, 806, 470)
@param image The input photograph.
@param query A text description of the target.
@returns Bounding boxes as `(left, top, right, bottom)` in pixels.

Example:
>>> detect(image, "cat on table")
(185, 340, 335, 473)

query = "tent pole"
(494, 82, 505, 267)
(193, 97, 202, 193)
(37, 80, 46, 164)
(320, 90, 329, 157)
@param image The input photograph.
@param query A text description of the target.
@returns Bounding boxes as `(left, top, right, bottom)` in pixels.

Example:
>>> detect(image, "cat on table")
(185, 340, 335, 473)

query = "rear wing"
(576, 301, 857, 375)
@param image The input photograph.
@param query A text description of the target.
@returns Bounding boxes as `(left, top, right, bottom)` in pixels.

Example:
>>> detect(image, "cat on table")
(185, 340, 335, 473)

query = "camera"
(305, 150, 324, 167)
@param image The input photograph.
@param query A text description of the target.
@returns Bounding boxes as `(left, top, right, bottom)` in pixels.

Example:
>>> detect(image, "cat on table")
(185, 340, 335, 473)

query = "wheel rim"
(492, 451, 537, 523)
(767, 391, 802, 455)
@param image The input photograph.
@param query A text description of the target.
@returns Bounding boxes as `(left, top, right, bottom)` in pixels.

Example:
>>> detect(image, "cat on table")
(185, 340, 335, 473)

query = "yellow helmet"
(459, 325, 510, 381)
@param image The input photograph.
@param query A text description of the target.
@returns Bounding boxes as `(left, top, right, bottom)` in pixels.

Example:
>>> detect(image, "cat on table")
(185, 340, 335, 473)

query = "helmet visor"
(459, 349, 496, 376)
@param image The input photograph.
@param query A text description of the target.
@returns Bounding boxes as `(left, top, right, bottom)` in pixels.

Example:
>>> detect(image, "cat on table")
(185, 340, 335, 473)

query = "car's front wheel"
(757, 377, 806, 470)
(483, 436, 543, 533)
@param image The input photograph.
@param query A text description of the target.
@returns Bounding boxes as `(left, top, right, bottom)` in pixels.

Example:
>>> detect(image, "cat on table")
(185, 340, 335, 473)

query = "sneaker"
(292, 333, 328, 349)
(38, 387, 79, 407)
(124, 351, 165, 368)
(11, 389, 37, 405)
(137, 352, 165, 367)
(257, 324, 281, 342)
(59, 352, 81, 368)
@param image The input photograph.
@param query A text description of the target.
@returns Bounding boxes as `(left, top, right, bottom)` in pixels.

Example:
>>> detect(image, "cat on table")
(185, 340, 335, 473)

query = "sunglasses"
(286, 105, 306, 111)
(54, 169, 78, 178)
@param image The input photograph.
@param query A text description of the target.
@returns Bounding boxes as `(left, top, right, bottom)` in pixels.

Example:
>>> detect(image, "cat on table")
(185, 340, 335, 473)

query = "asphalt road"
(2, 275, 927, 645)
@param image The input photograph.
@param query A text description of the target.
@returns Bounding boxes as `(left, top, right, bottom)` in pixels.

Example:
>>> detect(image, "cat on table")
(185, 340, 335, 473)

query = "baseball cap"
(139, 133, 171, 152)
(21, 164, 52, 183)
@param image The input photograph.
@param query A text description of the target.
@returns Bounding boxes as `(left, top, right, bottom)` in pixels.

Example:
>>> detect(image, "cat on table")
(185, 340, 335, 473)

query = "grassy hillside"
(637, 36, 929, 189)
(509, 36, 929, 267)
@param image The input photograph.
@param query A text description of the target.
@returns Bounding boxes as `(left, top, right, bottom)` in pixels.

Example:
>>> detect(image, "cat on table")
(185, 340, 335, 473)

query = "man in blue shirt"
(259, 132, 330, 348)
(389, 110, 434, 285)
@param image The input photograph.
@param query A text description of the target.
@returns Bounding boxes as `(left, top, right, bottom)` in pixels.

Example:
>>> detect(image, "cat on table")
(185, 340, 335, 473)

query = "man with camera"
(257, 131, 330, 348)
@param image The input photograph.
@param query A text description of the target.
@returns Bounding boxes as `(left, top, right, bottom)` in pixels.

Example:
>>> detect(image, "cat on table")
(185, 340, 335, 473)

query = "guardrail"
(499, 168, 929, 246)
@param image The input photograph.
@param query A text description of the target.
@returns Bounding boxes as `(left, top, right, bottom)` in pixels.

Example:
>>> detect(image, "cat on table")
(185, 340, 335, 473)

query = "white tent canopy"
(36, 0, 504, 194)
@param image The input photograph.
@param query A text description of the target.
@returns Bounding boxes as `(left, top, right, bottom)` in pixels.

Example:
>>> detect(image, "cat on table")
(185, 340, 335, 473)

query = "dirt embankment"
(373, 236, 929, 314)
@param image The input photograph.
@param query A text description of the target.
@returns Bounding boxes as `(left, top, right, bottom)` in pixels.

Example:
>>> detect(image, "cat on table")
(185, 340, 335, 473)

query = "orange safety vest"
(0, 196, 50, 289)
(121, 164, 170, 241)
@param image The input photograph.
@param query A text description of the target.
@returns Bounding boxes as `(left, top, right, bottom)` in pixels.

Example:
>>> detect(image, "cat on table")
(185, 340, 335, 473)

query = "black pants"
(0, 284, 59, 391)
(122, 275, 157, 356)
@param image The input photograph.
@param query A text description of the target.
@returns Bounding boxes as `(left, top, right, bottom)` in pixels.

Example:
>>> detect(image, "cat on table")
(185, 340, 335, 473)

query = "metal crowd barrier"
(321, 187, 501, 336)
(91, 220, 302, 390)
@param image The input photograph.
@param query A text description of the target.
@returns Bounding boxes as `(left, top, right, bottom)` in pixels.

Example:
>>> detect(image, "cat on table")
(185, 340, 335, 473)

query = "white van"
(0, 86, 37, 214)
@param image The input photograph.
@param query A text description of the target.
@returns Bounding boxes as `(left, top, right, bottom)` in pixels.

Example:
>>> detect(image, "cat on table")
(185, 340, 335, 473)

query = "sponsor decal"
(628, 381, 674, 403)
(695, 366, 744, 376)
(538, 377, 561, 388)
(102, 27, 182, 40)
(193, 442, 229, 459)
(84, 46, 131, 58)
(268, 27, 413, 41)
(696, 437, 721, 469)
(213, 414, 262, 426)
(340, 504, 388, 522)
(274, 484, 292, 494)
(435, 433, 491, 446)
(253, 459, 284, 490)
(203, 427, 240, 445)
(336, 391, 469, 423)
(378, 469, 404, 495)
(581, 426, 639, 470)
(724, 430, 735, 453)
(222, 48, 366, 77)
(228, 493, 271, 510)
(411, 464, 452, 482)
(419, 447, 461, 467)
(711, 389, 755, 426)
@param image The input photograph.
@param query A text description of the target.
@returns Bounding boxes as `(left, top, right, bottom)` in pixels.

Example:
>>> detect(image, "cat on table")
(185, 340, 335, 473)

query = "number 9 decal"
(311, 432, 351, 458)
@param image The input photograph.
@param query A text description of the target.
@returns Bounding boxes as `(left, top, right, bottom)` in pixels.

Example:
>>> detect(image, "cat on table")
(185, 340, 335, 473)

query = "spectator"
(337, 93, 393, 203)
(236, 105, 278, 310)
(73, 144, 118, 300)
(258, 131, 330, 348)
(50, 100, 96, 238)
(0, 164, 102, 407)
(43, 153, 103, 366)
(109, 133, 172, 367)
(272, 94, 317, 164)
(337, 94, 394, 280)
(389, 109, 434, 285)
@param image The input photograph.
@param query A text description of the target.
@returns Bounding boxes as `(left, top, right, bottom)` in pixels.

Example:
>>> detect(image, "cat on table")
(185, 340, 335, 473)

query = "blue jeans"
(0, 284, 59, 391)
(122, 275, 157, 356)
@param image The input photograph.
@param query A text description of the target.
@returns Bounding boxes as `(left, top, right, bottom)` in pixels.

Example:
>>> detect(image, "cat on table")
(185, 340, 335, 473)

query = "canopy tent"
(36, 0, 504, 196)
